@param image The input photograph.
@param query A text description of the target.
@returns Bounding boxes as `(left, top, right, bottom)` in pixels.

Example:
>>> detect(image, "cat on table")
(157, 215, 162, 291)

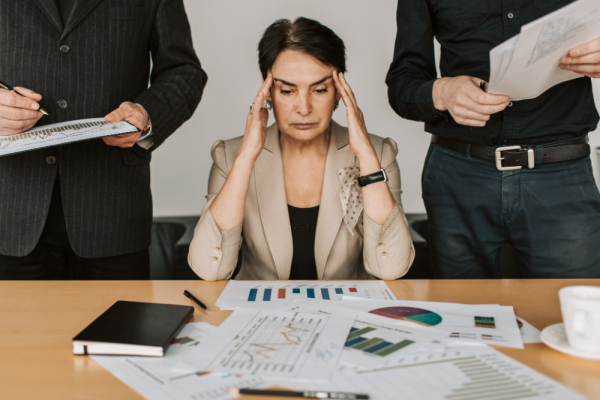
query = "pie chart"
(369, 307, 443, 326)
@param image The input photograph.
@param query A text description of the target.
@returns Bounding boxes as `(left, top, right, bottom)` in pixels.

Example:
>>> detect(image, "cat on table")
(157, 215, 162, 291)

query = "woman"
(189, 17, 414, 281)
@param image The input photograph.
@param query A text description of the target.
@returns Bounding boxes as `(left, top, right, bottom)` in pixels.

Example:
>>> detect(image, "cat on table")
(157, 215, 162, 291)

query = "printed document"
(92, 322, 265, 400)
(488, 0, 600, 100)
(338, 298, 524, 348)
(176, 308, 355, 382)
(214, 280, 396, 310)
(0, 118, 138, 156)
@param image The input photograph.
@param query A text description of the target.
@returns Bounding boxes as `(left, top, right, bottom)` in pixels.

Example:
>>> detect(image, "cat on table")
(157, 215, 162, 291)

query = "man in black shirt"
(387, 0, 600, 278)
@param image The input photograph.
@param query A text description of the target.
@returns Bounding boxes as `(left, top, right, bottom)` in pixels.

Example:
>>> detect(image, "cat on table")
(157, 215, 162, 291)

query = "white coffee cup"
(559, 286, 600, 353)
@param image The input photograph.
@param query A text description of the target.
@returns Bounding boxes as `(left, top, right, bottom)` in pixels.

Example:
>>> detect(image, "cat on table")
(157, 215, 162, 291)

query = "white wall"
(150, 0, 600, 217)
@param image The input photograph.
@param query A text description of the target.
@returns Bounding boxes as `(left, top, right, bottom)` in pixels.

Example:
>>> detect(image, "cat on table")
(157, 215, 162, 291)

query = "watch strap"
(357, 169, 388, 187)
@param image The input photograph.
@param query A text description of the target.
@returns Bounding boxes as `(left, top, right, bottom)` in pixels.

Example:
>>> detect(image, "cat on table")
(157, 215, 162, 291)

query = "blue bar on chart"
(263, 289, 272, 301)
(307, 288, 315, 298)
(248, 289, 258, 302)
(293, 288, 300, 294)
(321, 288, 330, 300)
(335, 288, 343, 295)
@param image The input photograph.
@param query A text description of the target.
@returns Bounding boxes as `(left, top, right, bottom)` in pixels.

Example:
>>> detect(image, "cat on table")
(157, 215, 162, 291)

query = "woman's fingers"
(334, 72, 355, 111)
(339, 73, 358, 110)
(261, 73, 273, 98)
(251, 92, 265, 121)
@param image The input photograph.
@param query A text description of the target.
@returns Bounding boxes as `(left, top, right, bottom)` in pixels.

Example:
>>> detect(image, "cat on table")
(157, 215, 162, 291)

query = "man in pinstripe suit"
(0, 0, 207, 279)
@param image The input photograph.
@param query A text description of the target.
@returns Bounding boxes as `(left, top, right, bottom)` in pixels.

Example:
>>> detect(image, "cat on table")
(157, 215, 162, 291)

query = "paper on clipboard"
(0, 118, 138, 157)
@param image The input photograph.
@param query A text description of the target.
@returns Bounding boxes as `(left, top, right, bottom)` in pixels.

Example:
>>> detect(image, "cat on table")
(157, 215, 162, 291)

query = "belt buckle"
(495, 146, 522, 171)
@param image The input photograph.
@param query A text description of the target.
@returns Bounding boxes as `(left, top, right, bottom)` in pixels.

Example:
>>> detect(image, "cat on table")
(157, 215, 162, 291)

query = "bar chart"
(345, 326, 415, 357)
(246, 286, 360, 302)
(216, 281, 396, 310)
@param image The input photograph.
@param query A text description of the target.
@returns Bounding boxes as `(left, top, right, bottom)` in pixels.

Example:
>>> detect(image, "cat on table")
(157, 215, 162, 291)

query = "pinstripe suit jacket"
(0, 0, 207, 257)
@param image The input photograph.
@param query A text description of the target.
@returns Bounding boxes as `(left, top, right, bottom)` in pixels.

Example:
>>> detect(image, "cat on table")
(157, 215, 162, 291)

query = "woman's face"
(269, 49, 339, 142)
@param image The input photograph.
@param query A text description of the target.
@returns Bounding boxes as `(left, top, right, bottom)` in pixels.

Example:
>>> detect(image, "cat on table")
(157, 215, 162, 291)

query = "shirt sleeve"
(133, 0, 207, 152)
(136, 103, 154, 150)
(385, 0, 448, 124)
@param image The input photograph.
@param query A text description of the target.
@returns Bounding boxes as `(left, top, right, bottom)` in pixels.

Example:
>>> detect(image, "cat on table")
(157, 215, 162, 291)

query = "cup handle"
(573, 310, 587, 334)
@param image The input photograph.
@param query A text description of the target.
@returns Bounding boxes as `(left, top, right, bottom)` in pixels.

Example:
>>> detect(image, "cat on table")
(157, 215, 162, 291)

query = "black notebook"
(73, 301, 194, 357)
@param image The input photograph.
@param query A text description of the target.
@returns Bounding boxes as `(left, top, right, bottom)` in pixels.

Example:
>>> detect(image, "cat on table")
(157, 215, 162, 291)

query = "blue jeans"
(422, 142, 600, 278)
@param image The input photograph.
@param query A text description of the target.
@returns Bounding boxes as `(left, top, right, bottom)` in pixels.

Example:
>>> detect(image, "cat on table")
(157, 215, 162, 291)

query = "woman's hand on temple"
(333, 72, 380, 173)
(238, 73, 273, 162)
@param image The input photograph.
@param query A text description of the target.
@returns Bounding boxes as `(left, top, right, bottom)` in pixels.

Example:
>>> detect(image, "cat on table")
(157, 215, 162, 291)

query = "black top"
(288, 205, 319, 280)
(386, 0, 599, 146)
(54, 0, 77, 25)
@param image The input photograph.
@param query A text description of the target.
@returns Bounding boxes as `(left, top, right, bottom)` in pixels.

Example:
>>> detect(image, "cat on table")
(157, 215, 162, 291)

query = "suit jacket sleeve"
(361, 138, 415, 280)
(134, 0, 208, 153)
(385, 0, 448, 124)
(188, 140, 243, 281)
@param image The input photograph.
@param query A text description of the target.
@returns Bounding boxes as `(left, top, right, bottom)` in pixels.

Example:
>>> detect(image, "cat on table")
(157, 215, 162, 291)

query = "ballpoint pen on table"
(183, 290, 208, 310)
(0, 79, 49, 116)
(229, 388, 370, 399)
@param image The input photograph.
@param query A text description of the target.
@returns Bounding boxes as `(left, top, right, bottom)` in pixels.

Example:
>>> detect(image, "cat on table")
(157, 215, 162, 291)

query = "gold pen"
(0, 79, 49, 116)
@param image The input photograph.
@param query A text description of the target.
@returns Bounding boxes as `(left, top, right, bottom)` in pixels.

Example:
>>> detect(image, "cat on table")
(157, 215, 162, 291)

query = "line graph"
(243, 322, 310, 362)
(0, 118, 138, 156)
(213, 314, 323, 375)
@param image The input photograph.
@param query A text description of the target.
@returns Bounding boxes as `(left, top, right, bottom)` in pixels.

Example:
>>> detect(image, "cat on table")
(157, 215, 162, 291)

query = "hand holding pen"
(0, 80, 48, 137)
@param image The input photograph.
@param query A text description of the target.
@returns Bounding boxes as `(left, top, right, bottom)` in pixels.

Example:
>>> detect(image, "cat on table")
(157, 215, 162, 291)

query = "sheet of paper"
(278, 300, 447, 369)
(489, 35, 519, 87)
(517, 316, 542, 343)
(92, 322, 265, 400)
(488, 0, 600, 100)
(270, 345, 584, 400)
(338, 298, 524, 348)
(214, 280, 396, 310)
(0, 118, 138, 157)
(176, 308, 354, 382)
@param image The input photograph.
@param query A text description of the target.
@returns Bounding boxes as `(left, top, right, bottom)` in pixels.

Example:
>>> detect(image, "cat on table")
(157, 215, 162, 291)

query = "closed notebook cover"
(73, 301, 193, 352)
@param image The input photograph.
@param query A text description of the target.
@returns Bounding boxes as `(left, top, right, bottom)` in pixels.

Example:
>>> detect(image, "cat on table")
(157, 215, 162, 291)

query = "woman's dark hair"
(258, 17, 346, 78)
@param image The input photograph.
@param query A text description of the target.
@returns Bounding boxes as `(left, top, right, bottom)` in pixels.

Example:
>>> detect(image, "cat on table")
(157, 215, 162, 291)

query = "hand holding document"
(488, 0, 600, 100)
(0, 118, 138, 157)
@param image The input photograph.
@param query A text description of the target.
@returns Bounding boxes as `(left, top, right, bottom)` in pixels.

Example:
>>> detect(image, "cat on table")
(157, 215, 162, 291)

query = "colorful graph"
(345, 327, 414, 357)
(218, 315, 321, 372)
(369, 307, 443, 326)
(246, 287, 362, 302)
(474, 316, 496, 329)
(244, 323, 309, 362)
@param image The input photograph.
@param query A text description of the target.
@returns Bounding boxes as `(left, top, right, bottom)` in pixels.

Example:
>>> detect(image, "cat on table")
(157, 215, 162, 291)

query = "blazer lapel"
(62, 0, 104, 40)
(32, 0, 63, 33)
(314, 121, 356, 279)
(255, 124, 294, 279)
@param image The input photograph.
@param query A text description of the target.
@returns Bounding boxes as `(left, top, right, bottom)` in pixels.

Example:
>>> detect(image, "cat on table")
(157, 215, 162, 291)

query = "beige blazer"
(189, 121, 414, 281)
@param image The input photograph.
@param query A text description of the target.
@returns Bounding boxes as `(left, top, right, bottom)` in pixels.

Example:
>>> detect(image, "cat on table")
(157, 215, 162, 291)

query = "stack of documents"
(92, 281, 579, 400)
(488, 0, 600, 100)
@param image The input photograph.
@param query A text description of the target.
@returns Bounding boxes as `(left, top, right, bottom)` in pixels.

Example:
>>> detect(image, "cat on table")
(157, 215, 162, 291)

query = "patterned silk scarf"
(339, 166, 364, 236)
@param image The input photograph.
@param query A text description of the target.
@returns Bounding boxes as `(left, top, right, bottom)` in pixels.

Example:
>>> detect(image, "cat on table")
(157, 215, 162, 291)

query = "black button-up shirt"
(386, 0, 599, 146)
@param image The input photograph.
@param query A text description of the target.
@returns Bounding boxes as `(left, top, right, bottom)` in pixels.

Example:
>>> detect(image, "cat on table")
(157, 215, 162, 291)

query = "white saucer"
(540, 323, 600, 360)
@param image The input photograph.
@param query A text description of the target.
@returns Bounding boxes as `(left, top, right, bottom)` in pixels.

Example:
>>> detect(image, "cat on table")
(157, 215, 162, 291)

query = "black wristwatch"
(357, 168, 388, 187)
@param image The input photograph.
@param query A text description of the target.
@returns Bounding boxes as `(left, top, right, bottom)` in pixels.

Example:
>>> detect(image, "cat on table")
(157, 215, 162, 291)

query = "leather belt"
(431, 135, 590, 171)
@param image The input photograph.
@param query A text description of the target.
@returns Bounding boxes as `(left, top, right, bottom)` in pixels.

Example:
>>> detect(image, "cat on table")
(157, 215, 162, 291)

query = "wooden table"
(1, 280, 599, 400)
